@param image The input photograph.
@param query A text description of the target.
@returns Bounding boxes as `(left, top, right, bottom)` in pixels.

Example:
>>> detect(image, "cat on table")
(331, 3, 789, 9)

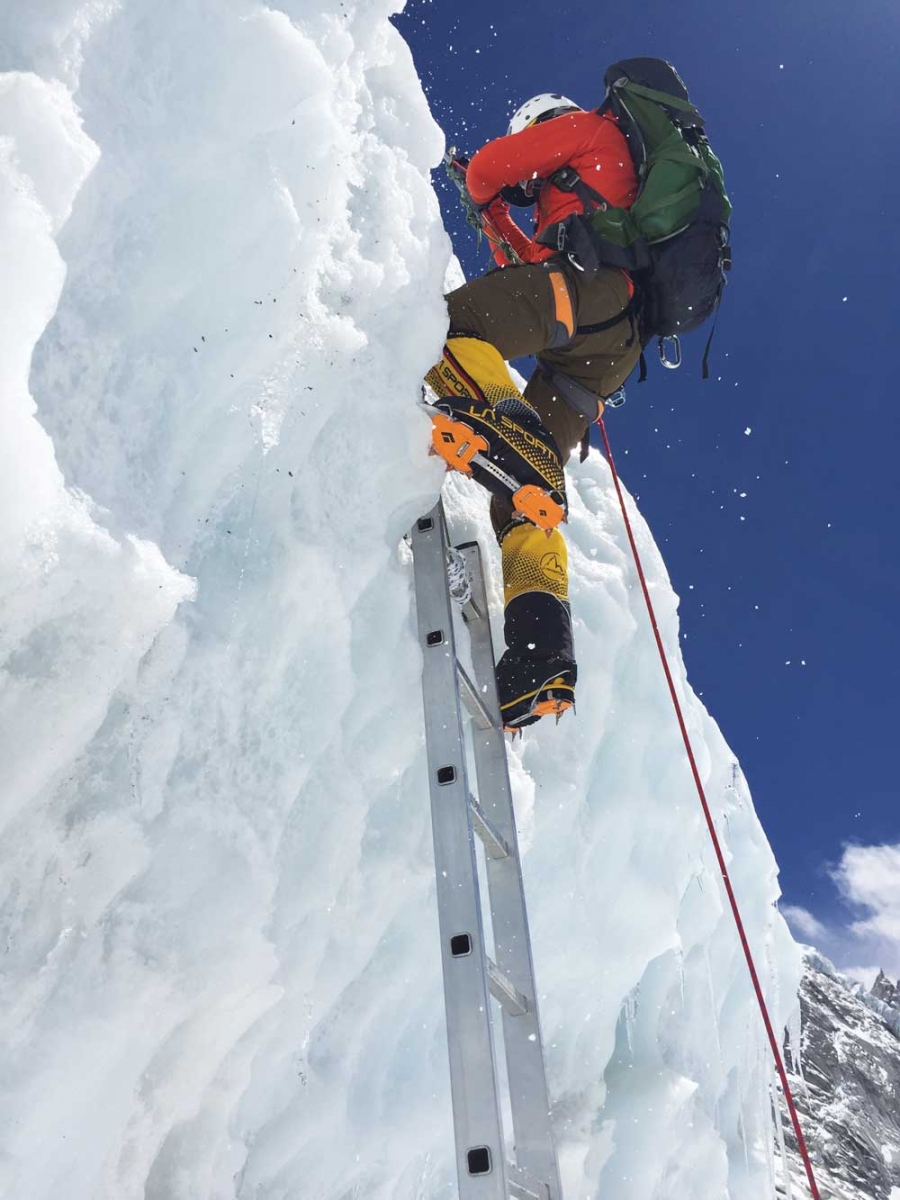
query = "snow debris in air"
(0, 4, 801, 1198)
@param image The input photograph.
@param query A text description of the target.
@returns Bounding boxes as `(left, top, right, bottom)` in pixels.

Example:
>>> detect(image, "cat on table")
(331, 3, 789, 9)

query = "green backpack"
(538, 58, 732, 375)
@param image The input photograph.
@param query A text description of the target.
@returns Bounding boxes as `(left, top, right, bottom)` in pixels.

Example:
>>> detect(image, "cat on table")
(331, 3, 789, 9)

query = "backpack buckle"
(658, 335, 682, 370)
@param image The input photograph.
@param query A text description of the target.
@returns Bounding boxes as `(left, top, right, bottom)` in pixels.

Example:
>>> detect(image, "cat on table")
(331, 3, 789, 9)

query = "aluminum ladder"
(410, 500, 563, 1200)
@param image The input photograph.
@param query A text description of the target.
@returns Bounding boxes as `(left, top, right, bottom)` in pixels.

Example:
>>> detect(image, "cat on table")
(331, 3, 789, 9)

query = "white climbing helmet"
(507, 93, 582, 136)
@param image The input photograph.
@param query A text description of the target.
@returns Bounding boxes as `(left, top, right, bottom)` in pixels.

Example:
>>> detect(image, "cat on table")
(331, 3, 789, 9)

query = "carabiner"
(658, 335, 682, 370)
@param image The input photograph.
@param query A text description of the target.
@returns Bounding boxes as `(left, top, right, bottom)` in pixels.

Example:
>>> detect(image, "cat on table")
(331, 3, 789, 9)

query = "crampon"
(422, 396, 567, 533)
(496, 652, 576, 732)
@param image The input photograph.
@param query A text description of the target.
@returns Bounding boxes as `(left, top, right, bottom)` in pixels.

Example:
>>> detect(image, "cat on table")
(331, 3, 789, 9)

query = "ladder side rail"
(457, 540, 563, 1199)
(411, 507, 509, 1200)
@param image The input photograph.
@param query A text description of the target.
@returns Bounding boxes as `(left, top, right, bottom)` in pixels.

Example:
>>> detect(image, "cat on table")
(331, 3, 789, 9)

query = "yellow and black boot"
(425, 336, 567, 532)
(495, 520, 577, 730)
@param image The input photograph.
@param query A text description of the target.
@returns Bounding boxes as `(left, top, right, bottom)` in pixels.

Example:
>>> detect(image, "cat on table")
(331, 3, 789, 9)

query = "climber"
(426, 93, 641, 730)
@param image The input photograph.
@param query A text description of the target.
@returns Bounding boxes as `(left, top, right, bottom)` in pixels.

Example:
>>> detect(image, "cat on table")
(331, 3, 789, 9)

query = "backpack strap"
(549, 165, 610, 215)
(700, 281, 725, 379)
(536, 213, 651, 275)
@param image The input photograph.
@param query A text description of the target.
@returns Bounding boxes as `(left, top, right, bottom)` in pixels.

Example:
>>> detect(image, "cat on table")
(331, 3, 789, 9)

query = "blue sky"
(394, 0, 900, 973)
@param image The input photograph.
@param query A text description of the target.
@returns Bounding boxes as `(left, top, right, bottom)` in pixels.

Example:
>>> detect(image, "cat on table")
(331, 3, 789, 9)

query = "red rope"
(596, 416, 821, 1200)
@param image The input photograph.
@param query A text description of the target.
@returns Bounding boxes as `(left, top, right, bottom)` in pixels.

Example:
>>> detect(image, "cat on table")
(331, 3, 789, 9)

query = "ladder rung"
(487, 958, 530, 1017)
(462, 593, 486, 622)
(469, 796, 510, 859)
(508, 1185, 542, 1200)
(507, 1164, 550, 1200)
(456, 661, 497, 730)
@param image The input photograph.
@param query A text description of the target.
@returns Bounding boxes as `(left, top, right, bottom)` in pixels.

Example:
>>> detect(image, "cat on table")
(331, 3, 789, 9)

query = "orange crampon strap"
(504, 699, 574, 733)
(430, 412, 489, 474)
(532, 696, 574, 720)
(512, 484, 567, 532)
(503, 694, 575, 734)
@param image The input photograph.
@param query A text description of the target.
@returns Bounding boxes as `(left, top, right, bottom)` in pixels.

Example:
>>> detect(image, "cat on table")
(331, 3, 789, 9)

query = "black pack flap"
(604, 57, 690, 101)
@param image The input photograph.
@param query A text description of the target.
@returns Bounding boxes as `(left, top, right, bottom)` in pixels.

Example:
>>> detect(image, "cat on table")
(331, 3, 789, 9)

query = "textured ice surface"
(0, 3, 802, 1198)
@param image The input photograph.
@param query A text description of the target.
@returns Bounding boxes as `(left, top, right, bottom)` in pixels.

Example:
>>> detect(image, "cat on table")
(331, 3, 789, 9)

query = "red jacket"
(467, 110, 638, 267)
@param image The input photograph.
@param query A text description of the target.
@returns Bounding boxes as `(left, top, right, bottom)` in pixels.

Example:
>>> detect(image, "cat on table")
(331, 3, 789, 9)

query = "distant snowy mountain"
(1, 3, 803, 1198)
(778, 951, 900, 1200)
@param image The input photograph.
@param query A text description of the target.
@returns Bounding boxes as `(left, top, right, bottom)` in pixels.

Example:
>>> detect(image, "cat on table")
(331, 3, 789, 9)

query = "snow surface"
(0, 3, 802, 1198)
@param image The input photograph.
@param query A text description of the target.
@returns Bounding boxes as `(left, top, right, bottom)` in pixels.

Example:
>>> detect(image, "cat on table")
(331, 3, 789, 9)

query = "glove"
(500, 181, 540, 208)
(484, 195, 510, 222)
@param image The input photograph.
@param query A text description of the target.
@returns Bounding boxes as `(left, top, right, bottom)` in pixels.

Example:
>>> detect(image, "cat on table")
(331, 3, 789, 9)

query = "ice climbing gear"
(537, 57, 732, 377)
(496, 655, 576, 730)
(447, 546, 473, 607)
(596, 415, 822, 1200)
(411, 502, 563, 1198)
(425, 400, 567, 533)
(424, 336, 569, 532)
(444, 148, 525, 267)
(507, 93, 581, 136)
(536, 362, 608, 424)
(430, 410, 489, 474)
(460, 111, 638, 269)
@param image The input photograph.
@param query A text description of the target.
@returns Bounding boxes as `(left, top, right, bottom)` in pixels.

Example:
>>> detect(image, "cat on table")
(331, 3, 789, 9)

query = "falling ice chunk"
(744, 427, 752, 436)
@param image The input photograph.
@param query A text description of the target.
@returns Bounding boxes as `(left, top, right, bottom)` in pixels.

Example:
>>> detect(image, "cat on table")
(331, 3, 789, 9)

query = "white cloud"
(781, 904, 828, 942)
(783, 842, 900, 983)
(834, 843, 900, 946)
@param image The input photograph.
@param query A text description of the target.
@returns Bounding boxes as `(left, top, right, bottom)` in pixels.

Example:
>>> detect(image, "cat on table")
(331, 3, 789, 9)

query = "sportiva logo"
(540, 551, 566, 583)
(437, 361, 480, 400)
(464, 405, 549, 454)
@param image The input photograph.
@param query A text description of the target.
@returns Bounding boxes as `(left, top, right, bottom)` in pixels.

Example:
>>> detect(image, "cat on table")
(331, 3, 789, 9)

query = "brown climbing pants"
(445, 258, 640, 530)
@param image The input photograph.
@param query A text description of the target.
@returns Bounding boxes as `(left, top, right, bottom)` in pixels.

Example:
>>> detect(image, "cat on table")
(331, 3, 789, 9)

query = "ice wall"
(0, 3, 802, 1199)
